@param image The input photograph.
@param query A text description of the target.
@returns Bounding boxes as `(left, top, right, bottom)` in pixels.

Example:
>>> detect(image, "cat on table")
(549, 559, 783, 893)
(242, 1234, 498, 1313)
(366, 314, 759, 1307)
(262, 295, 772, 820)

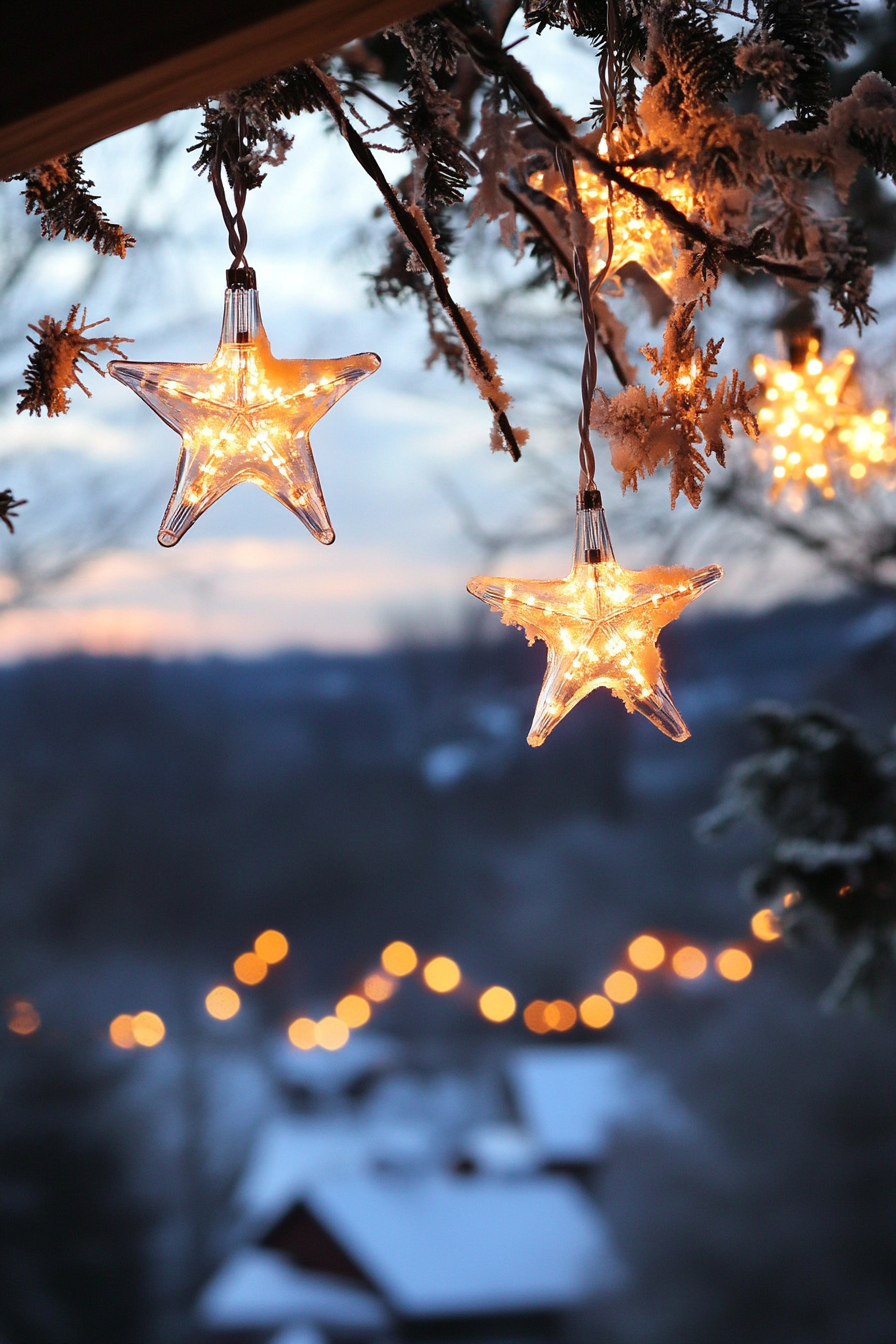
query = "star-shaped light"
(468, 491, 721, 744)
(753, 340, 896, 501)
(109, 271, 380, 546)
(529, 135, 696, 294)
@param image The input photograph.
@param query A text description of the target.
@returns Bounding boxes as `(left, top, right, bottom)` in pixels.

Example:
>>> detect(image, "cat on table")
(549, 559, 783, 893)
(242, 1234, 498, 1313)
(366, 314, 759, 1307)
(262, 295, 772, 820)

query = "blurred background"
(2, 9, 896, 1344)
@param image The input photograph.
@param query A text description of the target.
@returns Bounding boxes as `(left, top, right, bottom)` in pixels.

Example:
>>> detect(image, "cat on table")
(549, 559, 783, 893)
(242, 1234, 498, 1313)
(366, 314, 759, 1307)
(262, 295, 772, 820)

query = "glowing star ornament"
(109, 269, 380, 546)
(468, 491, 721, 744)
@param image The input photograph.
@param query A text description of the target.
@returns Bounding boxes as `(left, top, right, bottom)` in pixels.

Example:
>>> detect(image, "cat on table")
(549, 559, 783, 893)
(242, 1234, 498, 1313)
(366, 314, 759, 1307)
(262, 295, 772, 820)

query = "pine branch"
(17, 307, 132, 418)
(0, 491, 27, 535)
(10, 155, 135, 257)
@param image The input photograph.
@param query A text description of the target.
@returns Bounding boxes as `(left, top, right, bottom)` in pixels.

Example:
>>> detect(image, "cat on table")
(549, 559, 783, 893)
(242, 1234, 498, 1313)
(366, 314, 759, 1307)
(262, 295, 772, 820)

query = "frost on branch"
(17, 307, 132, 418)
(10, 155, 135, 258)
(591, 301, 758, 508)
(468, 91, 524, 251)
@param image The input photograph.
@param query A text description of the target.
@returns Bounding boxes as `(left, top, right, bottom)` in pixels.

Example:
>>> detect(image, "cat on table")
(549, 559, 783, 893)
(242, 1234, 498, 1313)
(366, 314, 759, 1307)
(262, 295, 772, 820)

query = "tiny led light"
(131, 1011, 165, 1047)
(604, 970, 638, 1004)
(423, 956, 461, 993)
(363, 973, 395, 1002)
(579, 994, 614, 1029)
(336, 994, 371, 1028)
(234, 952, 268, 985)
(543, 1000, 577, 1031)
(628, 934, 665, 970)
(315, 1016, 349, 1051)
(7, 1000, 40, 1035)
(382, 941, 418, 976)
(523, 1000, 552, 1034)
(672, 946, 707, 979)
(110, 1014, 136, 1049)
(288, 1017, 316, 1050)
(479, 986, 517, 1022)
(716, 948, 753, 981)
(206, 986, 240, 1020)
(255, 929, 289, 964)
(751, 908, 782, 941)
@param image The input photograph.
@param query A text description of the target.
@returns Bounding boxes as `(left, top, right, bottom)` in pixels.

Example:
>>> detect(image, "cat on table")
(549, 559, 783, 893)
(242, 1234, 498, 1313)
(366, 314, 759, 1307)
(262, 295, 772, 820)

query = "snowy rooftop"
(196, 1247, 389, 1332)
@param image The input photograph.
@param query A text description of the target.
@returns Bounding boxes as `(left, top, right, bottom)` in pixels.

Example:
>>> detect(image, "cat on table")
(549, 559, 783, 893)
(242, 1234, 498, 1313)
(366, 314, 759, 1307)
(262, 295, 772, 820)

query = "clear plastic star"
(468, 494, 721, 744)
(109, 276, 380, 547)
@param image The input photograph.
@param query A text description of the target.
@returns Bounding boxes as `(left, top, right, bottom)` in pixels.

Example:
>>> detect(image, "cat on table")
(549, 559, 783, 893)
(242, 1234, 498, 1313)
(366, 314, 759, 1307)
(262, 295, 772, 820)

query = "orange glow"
(234, 952, 268, 985)
(109, 1014, 136, 1049)
(604, 970, 638, 1004)
(315, 1016, 349, 1051)
(288, 1017, 317, 1050)
(543, 1000, 577, 1031)
(716, 948, 753, 981)
(628, 934, 665, 971)
(206, 985, 240, 1020)
(131, 1011, 165, 1047)
(255, 929, 289, 964)
(382, 941, 418, 976)
(579, 994, 614, 1029)
(364, 973, 395, 1002)
(7, 1000, 40, 1035)
(672, 946, 707, 979)
(783, 891, 800, 908)
(336, 994, 371, 1028)
(523, 1000, 551, 1034)
(751, 908, 782, 941)
(423, 956, 461, 993)
(479, 985, 517, 1022)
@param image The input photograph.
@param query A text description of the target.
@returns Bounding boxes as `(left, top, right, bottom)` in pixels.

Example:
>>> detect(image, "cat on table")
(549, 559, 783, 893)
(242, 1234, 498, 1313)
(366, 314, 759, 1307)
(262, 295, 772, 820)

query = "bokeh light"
(579, 994, 614, 1028)
(543, 999, 577, 1030)
(255, 929, 289, 963)
(288, 1017, 316, 1050)
(315, 1015, 349, 1050)
(381, 940, 417, 976)
(423, 955, 461, 993)
(206, 985, 241, 1019)
(716, 948, 753, 981)
(672, 946, 707, 979)
(7, 1000, 40, 1035)
(479, 985, 516, 1022)
(109, 1014, 136, 1049)
(364, 973, 395, 1002)
(131, 1011, 165, 1047)
(604, 970, 638, 1003)
(628, 934, 665, 970)
(234, 951, 268, 985)
(751, 908, 782, 941)
(336, 994, 371, 1028)
(523, 1000, 551, 1034)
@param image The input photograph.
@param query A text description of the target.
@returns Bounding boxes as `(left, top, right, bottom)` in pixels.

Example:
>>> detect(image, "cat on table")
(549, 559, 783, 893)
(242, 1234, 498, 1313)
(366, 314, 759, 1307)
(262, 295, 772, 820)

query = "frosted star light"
(468, 492, 721, 744)
(110, 271, 380, 546)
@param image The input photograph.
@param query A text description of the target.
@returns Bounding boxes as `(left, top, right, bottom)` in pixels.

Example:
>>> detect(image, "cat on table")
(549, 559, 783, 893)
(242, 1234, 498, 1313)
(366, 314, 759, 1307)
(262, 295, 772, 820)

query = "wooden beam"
(0, 0, 429, 179)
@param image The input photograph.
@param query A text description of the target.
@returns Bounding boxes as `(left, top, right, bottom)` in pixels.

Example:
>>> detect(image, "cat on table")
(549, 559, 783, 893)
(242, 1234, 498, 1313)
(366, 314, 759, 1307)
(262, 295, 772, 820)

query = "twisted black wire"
(211, 110, 250, 271)
(556, 147, 598, 490)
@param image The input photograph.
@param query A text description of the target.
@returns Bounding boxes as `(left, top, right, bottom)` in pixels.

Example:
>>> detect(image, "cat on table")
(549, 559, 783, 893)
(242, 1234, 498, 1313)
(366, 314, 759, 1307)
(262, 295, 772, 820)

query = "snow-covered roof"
(268, 1325, 327, 1344)
(506, 1045, 683, 1163)
(457, 1123, 541, 1176)
(270, 1033, 402, 1094)
(196, 1247, 389, 1332)
(303, 1171, 623, 1318)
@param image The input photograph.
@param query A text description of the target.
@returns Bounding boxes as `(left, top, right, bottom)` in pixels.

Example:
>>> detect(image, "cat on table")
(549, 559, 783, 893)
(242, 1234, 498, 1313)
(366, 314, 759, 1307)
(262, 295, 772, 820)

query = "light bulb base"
(226, 266, 257, 291)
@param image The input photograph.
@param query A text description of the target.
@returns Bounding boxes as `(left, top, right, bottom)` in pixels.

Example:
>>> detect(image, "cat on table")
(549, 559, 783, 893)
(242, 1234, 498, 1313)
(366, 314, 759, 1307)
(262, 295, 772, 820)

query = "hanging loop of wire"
(211, 109, 250, 271)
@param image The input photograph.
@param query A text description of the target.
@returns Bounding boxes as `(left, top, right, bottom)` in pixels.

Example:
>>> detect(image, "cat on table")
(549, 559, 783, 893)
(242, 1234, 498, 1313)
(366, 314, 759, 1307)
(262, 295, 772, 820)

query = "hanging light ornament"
(110, 113, 379, 547)
(469, 137, 721, 744)
(752, 334, 896, 503)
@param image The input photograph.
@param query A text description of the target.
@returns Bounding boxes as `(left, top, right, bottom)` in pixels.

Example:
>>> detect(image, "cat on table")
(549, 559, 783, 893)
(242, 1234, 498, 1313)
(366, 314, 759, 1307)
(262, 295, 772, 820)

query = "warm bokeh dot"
(543, 1000, 577, 1030)
(206, 985, 241, 1020)
(131, 1011, 165, 1047)
(336, 994, 371, 1028)
(579, 994, 614, 1029)
(255, 929, 289, 964)
(479, 986, 516, 1023)
(315, 1016, 349, 1051)
(288, 1017, 316, 1050)
(523, 1000, 551, 1034)
(751, 908, 782, 941)
(234, 951, 268, 985)
(364, 973, 395, 1002)
(716, 948, 753, 981)
(7, 1001, 40, 1035)
(672, 946, 707, 979)
(423, 956, 461, 993)
(381, 941, 418, 976)
(628, 934, 665, 970)
(604, 970, 638, 1003)
(109, 1014, 136, 1049)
